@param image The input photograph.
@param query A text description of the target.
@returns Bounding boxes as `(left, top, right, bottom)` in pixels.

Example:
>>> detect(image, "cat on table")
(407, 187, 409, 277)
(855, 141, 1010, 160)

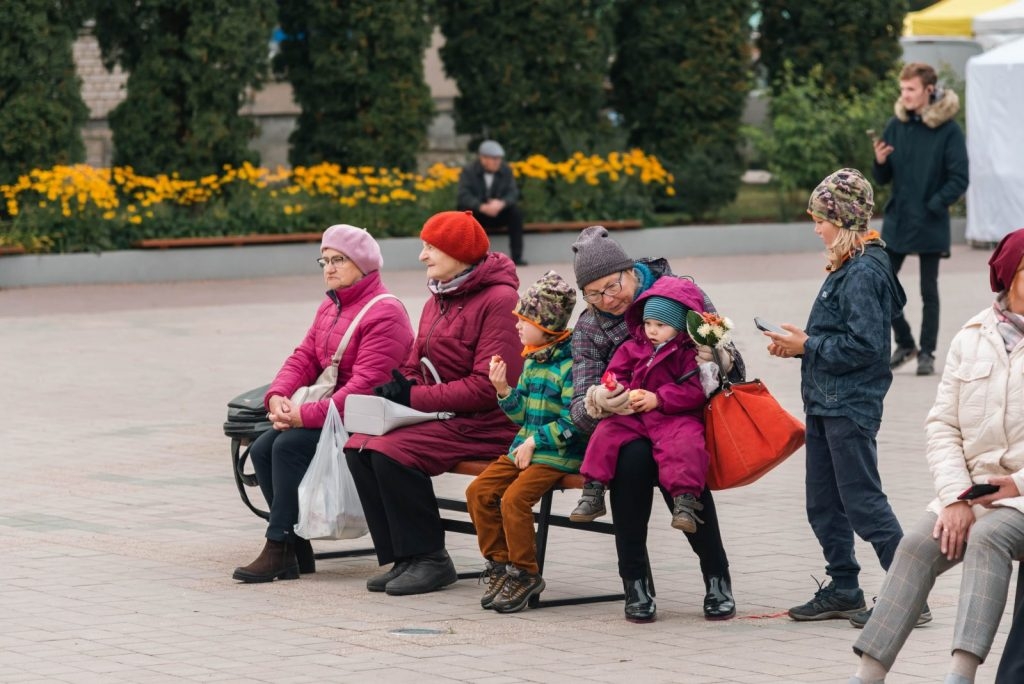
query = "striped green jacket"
(497, 338, 584, 473)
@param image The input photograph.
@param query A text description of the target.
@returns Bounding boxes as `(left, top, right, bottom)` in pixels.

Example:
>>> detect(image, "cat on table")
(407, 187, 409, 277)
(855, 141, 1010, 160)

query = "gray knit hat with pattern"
(515, 270, 576, 332)
(571, 226, 635, 288)
(807, 168, 875, 232)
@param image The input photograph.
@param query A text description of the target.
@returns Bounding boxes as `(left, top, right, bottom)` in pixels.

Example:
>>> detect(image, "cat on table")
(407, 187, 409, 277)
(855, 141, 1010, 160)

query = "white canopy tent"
(965, 36, 1024, 243)
(974, 0, 1024, 48)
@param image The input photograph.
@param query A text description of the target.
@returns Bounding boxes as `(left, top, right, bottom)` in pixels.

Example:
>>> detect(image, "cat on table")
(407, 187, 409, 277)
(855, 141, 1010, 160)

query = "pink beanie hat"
(320, 224, 383, 274)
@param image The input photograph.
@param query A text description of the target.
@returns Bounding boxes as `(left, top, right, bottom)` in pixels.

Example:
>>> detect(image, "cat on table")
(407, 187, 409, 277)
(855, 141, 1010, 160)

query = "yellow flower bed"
(0, 150, 672, 253)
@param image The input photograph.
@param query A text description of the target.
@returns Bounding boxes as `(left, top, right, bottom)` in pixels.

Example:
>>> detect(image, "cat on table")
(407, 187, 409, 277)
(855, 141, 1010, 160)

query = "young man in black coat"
(457, 140, 527, 266)
(872, 62, 969, 376)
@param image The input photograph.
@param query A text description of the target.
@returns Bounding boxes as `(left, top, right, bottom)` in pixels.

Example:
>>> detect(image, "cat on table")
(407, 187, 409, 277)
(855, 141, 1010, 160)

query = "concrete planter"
(0, 218, 967, 289)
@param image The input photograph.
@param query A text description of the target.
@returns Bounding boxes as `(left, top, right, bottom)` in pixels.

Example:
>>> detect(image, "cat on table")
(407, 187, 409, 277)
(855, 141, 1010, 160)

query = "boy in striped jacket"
(465, 270, 583, 613)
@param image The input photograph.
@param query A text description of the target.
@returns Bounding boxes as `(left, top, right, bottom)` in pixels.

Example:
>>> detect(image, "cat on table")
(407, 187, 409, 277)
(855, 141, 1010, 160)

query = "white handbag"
(290, 294, 398, 405)
(343, 357, 454, 435)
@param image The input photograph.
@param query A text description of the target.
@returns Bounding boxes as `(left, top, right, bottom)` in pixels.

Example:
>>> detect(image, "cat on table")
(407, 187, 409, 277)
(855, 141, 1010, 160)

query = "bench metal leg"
(230, 438, 269, 521)
(314, 548, 377, 561)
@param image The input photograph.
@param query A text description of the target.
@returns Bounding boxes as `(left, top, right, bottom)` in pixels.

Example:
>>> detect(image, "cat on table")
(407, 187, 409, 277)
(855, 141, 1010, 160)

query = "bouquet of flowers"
(686, 310, 733, 348)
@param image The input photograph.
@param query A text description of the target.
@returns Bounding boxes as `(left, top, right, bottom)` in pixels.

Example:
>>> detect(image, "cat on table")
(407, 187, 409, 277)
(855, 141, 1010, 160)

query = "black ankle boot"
(703, 574, 736, 620)
(232, 540, 299, 583)
(623, 577, 656, 622)
(294, 537, 315, 574)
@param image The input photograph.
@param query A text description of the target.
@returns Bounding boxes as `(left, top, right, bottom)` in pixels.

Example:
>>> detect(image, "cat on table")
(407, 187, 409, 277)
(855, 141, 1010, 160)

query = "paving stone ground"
(1, 243, 1010, 683)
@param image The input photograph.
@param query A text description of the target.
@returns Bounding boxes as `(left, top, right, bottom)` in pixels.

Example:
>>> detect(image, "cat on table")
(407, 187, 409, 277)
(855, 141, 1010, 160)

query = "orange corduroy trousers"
(465, 457, 565, 575)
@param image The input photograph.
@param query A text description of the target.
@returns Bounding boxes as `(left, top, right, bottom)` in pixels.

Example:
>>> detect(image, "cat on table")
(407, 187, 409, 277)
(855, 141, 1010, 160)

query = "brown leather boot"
(232, 540, 299, 583)
(294, 537, 316, 574)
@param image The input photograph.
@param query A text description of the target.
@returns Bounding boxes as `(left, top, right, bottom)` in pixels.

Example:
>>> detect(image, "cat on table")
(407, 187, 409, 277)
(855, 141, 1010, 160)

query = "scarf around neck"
(993, 293, 1024, 353)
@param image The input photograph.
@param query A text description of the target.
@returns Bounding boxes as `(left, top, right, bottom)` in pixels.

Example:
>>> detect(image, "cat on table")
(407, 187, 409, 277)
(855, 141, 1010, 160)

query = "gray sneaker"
(569, 482, 607, 522)
(491, 566, 545, 613)
(890, 345, 917, 369)
(788, 578, 865, 621)
(671, 493, 705, 533)
(849, 598, 933, 628)
(479, 560, 508, 609)
(916, 352, 935, 376)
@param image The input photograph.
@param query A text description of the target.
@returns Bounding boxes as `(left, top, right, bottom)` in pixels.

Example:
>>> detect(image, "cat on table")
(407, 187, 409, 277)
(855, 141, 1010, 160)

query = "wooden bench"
(137, 220, 641, 249)
(435, 460, 622, 608)
(228, 421, 621, 607)
(135, 232, 324, 249)
(489, 219, 642, 235)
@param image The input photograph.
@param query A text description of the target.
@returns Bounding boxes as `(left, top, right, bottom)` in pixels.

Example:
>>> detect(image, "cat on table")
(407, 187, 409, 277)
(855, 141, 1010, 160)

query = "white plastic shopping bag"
(294, 400, 368, 540)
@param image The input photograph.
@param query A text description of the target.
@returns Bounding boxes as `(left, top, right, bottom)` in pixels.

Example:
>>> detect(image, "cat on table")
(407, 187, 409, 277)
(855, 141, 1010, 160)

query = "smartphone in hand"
(754, 316, 788, 335)
(957, 483, 1000, 500)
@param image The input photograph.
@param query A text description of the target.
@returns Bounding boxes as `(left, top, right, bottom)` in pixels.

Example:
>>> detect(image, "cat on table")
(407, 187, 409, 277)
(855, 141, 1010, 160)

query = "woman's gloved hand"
(373, 369, 416, 407)
(697, 344, 733, 374)
(585, 383, 633, 417)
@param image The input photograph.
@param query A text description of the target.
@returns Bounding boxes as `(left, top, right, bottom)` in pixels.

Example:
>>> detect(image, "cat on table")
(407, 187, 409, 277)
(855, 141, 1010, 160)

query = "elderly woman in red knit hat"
(233, 224, 414, 583)
(345, 210, 524, 596)
(851, 227, 1024, 684)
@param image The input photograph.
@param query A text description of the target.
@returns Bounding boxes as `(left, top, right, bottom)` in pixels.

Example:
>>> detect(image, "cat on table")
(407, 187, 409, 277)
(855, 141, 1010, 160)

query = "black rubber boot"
(294, 537, 316, 574)
(623, 576, 656, 623)
(703, 574, 736, 620)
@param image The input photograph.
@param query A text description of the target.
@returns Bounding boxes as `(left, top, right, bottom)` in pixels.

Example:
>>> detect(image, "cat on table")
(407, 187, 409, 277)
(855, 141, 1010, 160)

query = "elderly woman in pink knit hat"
(233, 224, 414, 584)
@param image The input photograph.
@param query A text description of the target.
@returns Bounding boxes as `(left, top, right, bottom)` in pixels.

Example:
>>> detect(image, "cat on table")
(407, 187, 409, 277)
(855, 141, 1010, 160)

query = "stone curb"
(0, 218, 966, 288)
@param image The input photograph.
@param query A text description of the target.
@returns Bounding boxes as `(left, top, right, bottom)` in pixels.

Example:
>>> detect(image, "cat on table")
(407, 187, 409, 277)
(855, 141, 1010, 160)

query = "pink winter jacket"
(264, 271, 414, 429)
(346, 252, 524, 475)
(601, 276, 710, 452)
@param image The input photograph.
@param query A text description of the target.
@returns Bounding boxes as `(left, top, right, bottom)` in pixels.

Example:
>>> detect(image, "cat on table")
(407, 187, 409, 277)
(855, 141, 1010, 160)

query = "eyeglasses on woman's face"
(316, 255, 349, 270)
(581, 271, 626, 303)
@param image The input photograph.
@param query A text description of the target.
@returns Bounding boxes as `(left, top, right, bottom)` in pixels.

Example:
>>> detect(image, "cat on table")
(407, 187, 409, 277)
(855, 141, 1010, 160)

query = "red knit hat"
(420, 210, 490, 265)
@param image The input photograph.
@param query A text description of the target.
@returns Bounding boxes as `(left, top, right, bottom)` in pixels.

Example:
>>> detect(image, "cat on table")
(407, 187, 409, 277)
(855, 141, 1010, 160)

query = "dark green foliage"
(435, 0, 615, 159)
(276, 0, 434, 170)
(750, 65, 896, 193)
(758, 1, 908, 95)
(93, 0, 276, 177)
(0, 1, 88, 184)
(610, 1, 752, 219)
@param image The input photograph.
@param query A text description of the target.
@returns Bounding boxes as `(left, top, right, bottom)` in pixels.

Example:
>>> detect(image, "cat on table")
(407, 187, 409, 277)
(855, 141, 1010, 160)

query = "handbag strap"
(328, 294, 401, 368)
(420, 356, 442, 384)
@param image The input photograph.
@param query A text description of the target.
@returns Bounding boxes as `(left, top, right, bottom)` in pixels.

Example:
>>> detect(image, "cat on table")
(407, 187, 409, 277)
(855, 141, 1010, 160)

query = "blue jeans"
(804, 415, 903, 588)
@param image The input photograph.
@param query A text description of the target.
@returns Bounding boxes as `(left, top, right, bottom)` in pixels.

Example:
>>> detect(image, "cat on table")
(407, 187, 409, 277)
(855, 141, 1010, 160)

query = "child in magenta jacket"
(571, 275, 711, 533)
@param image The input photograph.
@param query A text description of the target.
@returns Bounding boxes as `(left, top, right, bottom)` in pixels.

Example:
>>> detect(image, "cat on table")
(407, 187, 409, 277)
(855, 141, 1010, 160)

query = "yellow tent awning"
(906, 0, 1015, 36)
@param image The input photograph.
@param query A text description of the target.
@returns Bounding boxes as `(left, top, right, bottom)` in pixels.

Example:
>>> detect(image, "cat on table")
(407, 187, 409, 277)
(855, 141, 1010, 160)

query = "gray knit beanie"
(571, 226, 635, 289)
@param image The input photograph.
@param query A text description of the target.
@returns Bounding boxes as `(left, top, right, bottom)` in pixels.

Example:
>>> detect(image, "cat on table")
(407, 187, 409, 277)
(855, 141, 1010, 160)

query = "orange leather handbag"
(704, 376, 805, 490)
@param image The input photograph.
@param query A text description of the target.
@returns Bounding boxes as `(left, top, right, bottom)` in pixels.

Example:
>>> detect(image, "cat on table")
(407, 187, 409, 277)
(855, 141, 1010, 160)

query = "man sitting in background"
(457, 140, 527, 266)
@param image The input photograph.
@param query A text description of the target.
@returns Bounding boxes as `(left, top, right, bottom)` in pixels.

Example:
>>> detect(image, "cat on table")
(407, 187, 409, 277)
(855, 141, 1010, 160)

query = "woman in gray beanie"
(568, 225, 744, 622)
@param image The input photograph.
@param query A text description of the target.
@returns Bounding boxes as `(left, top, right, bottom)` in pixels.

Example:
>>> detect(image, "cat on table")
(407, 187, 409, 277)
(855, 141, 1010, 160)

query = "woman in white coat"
(850, 228, 1024, 684)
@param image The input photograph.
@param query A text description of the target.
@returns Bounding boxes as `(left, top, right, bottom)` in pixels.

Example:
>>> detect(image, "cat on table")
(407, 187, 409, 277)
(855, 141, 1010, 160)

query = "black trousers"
(345, 448, 444, 565)
(996, 587, 1024, 683)
(249, 427, 320, 542)
(470, 205, 525, 263)
(610, 439, 730, 581)
(887, 249, 941, 356)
